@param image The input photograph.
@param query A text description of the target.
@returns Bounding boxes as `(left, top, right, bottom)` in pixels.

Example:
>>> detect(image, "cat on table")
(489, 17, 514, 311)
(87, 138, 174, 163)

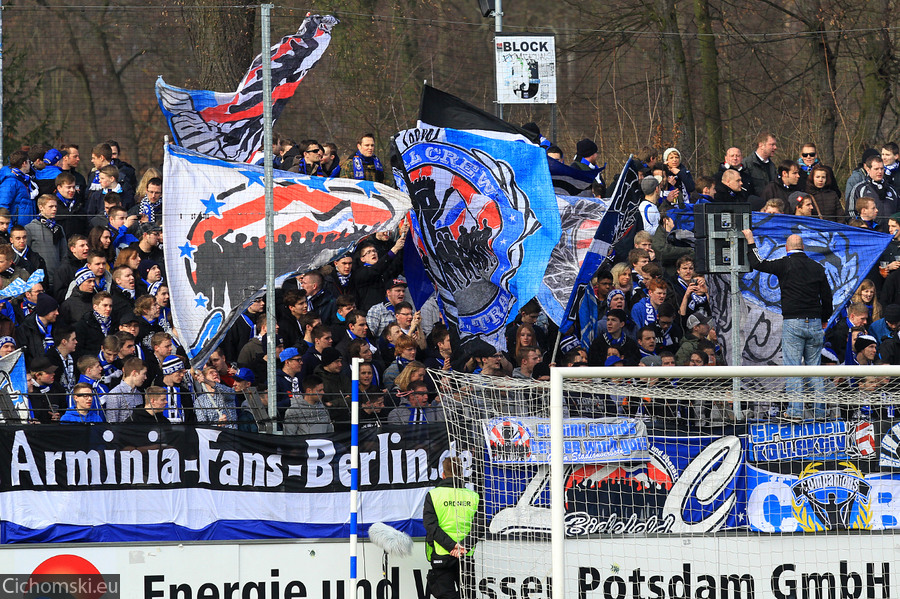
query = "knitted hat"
(137, 259, 157, 280)
(234, 368, 256, 383)
(36, 293, 59, 318)
(575, 138, 598, 158)
(74, 266, 95, 287)
(320, 347, 343, 368)
(640, 355, 662, 367)
(885, 304, 900, 324)
(662, 148, 680, 163)
(854, 334, 877, 354)
(604, 355, 624, 367)
(0, 336, 16, 349)
(162, 355, 184, 375)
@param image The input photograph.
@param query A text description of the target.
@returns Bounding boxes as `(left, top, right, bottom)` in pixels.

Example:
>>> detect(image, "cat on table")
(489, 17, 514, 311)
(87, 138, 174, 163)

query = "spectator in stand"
(589, 308, 639, 366)
(856, 196, 879, 231)
(0, 209, 11, 245)
(762, 160, 801, 204)
(352, 226, 407, 313)
(631, 279, 667, 329)
(54, 172, 85, 238)
(85, 164, 123, 216)
(0, 150, 38, 227)
(796, 143, 841, 193)
(293, 140, 326, 176)
(86, 223, 114, 266)
(110, 266, 137, 323)
(12, 280, 44, 326)
(58, 267, 96, 326)
(131, 223, 164, 273)
(59, 144, 87, 208)
(283, 374, 332, 435)
(27, 356, 63, 423)
(342, 133, 387, 184)
(713, 169, 748, 204)
(106, 140, 137, 201)
(636, 326, 657, 362)
(158, 355, 193, 423)
(869, 303, 900, 344)
(16, 292, 58, 365)
(221, 296, 265, 362)
(74, 292, 113, 360)
(104, 357, 147, 423)
(882, 142, 900, 191)
(678, 274, 711, 325)
(130, 172, 163, 224)
(335, 310, 376, 361)
(826, 301, 869, 363)
(744, 228, 832, 421)
(193, 364, 237, 428)
(742, 131, 778, 200)
(654, 303, 681, 353)
(806, 165, 845, 221)
(662, 148, 694, 204)
(848, 154, 898, 222)
(54, 234, 89, 301)
(278, 290, 308, 349)
(316, 347, 350, 429)
(135, 260, 162, 297)
(125, 385, 171, 425)
(388, 381, 443, 425)
(787, 192, 816, 217)
(299, 323, 333, 382)
(638, 177, 661, 235)
(716, 147, 747, 183)
(26, 195, 67, 289)
(323, 253, 355, 300)
(572, 138, 601, 174)
(10, 226, 46, 277)
(383, 334, 419, 388)
(59, 382, 104, 423)
(367, 278, 409, 337)
(87, 143, 133, 210)
(32, 146, 62, 196)
(325, 294, 356, 334)
(675, 313, 719, 365)
(511, 347, 543, 380)
(47, 325, 78, 394)
(321, 142, 341, 177)
(75, 354, 109, 411)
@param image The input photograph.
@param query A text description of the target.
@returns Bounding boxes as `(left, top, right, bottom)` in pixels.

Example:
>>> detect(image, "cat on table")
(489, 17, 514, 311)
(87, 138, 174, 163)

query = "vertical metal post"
(261, 4, 278, 431)
(495, 0, 503, 120)
(1, 0, 5, 163)
(729, 231, 742, 419)
(549, 367, 565, 599)
(350, 358, 361, 591)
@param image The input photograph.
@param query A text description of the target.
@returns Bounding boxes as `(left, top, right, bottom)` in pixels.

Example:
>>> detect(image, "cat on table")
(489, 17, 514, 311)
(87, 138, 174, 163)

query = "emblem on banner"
(791, 462, 872, 532)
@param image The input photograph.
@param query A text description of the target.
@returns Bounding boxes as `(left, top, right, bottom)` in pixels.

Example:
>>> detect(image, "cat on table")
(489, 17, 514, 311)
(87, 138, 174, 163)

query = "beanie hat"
(884, 304, 900, 324)
(854, 335, 877, 354)
(641, 177, 660, 195)
(576, 139, 598, 158)
(36, 293, 59, 318)
(662, 148, 679, 163)
(162, 355, 185, 375)
(320, 347, 342, 368)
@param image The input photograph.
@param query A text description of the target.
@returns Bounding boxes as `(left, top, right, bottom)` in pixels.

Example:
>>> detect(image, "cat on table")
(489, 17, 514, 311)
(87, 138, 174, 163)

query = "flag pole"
(261, 3, 278, 432)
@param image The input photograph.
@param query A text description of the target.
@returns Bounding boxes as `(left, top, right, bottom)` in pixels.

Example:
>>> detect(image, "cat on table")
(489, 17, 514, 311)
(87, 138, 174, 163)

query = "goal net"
(430, 365, 900, 599)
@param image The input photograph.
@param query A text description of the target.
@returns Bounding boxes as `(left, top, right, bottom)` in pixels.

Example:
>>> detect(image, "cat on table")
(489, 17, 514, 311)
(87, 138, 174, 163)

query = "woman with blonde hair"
(851, 279, 881, 323)
(134, 167, 162, 223)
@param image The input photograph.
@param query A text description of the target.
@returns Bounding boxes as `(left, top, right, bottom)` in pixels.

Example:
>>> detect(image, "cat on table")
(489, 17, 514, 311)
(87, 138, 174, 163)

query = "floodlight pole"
(494, 0, 503, 119)
(261, 3, 278, 430)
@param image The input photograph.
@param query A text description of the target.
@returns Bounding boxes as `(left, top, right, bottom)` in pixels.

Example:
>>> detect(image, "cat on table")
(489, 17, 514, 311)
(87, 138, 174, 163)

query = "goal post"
(432, 364, 900, 599)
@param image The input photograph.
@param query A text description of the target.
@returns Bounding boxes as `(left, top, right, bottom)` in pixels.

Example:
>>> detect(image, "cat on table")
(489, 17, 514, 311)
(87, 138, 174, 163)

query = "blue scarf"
(36, 317, 53, 352)
(56, 191, 75, 211)
(140, 196, 159, 223)
(351, 152, 383, 179)
(94, 311, 111, 336)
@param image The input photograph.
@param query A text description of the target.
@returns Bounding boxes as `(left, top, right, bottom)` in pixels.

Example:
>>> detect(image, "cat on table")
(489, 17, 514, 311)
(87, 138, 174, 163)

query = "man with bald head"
(743, 229, 833, 422)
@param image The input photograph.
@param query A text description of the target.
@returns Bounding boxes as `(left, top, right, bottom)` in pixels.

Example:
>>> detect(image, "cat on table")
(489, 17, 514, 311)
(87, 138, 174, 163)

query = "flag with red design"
(393, 126, 560, 350)
(163, 144, 410, 365)
(156, 14, 337, 163)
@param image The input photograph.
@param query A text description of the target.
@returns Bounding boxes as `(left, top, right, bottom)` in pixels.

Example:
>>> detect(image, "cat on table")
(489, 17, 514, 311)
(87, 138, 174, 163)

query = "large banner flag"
(163, 144, 411, 365)
(393, 126, 561, 350)
(559, 157, 643, 327)
(156, 14, 338, 162)
(548, 158, 596, 197)
(0, 349, 28, 421)
(417, 85, 540, 143)
(537, 194, 608, 326)
(708, 212, 892, 365)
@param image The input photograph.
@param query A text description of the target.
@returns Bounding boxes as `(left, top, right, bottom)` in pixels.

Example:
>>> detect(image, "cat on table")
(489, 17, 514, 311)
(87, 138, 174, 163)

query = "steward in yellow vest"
(422, 457, 480, 599)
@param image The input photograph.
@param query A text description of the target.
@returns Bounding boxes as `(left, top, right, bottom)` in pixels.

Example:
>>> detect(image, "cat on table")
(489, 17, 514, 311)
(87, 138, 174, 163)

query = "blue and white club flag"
(0, 349, 29, 420)
(708, 212, 892, 366)
(163, 144, 411, 366)
(393, 126, 561, 350)
(536, 194, 608, 326)
(559, 156, 643, 326)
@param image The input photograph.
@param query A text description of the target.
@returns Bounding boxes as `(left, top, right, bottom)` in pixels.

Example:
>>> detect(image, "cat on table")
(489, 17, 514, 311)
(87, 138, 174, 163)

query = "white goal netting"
(431, 366, 900, 599)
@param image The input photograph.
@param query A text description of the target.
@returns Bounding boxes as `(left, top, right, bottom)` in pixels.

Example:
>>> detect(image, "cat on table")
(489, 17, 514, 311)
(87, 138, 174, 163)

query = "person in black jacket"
(16, 293, 59, 366)
(744, 229, 833, 422)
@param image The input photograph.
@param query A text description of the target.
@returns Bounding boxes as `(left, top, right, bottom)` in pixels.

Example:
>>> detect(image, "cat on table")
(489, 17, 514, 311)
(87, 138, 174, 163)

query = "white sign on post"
(494, 35, 556, 104)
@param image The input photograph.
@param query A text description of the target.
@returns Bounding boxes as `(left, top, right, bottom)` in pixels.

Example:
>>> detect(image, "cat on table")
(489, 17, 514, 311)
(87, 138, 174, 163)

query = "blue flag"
(742, 212, 892, 327)
(393, 126, 561, 350)
(559, 157, 643, 326)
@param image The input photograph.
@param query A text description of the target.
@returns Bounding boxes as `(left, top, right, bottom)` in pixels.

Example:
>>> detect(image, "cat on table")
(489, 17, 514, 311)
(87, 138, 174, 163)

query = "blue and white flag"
(156, 15, 337, 163)
(536, 194, 608, 326)
(548, 158, 596, 197)
(707, 212, 892, 366)
(393, 126, 561, 350)
(559, 157, 643, 326)
(163, 144, 411, 366)
(0, 349, 29, 420)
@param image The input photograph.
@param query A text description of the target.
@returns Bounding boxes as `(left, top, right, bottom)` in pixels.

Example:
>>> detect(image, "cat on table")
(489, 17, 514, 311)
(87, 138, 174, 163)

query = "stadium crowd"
(2, 130, 900, 430)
